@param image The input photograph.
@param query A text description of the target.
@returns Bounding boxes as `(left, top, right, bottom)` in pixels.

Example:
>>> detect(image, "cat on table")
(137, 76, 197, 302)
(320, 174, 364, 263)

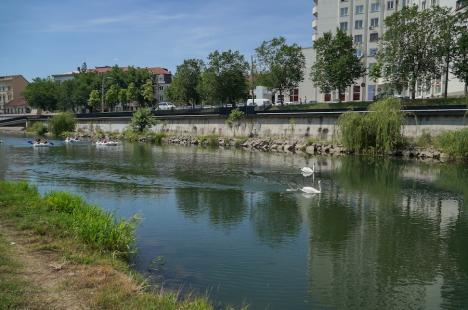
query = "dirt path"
(0, 222, 89, 310)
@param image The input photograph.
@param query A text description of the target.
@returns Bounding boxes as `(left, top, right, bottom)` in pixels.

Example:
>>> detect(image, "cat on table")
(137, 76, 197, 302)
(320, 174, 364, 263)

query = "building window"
(355, 5, 364, 14)
(324, 93, 331, 102)
(387, 1, 394, 9)
(371, 3, 380, 12)
(369, 48, 378, 57)
(290, 89, 299, 102)
(354, 34, 363, 44)
(370, 18, 379, 27)
(370, 33, 379, 42)
(421, 1, 426, 9)
(340, 7, 349, 17)
(353, 86, 361, 101)
(340, 22, 348, 31)
(356, 49, 363, 58)
(355, 20, 363, 29)
(368, 85, 376, 101)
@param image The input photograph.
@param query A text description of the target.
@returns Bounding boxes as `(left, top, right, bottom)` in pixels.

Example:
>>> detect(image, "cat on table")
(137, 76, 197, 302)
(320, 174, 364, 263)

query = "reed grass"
(198, 134, 220, 147)
(436, 128, 468, 158)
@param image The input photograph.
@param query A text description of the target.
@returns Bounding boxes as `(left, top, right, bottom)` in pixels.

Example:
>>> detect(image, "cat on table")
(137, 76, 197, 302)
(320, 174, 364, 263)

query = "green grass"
(198, 134, 220, 147)
(121, 128, 166, 145)
(436, 128, 468, 158)
(269, 96, 467, 111)
(0, 181, 221, 309)
(0, 235, 31, 309)
(0, 182, 137, 260)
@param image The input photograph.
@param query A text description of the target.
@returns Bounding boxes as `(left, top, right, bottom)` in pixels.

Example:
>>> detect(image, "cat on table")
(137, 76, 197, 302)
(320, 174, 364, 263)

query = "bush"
(49, 112, 76, 137)
(131, 108, 157, 133)
(28, 122, 48, 137)
(415, 131, 433, 148)
(226, 108, 245, 127)
(436, 128, 468, 158)
(338, 98, 403, 154)
(199, 134, 219, 147)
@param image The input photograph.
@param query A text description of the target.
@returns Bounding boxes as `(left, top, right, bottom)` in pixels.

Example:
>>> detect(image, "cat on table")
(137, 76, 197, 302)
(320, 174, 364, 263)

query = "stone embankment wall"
(76, 112, 467, 141)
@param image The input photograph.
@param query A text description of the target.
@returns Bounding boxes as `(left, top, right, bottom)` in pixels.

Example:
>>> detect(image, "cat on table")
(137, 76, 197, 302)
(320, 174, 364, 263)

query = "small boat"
(32, 142, 53, 147)
(65, 137, 80, 143)
(95, 140, 120, 146)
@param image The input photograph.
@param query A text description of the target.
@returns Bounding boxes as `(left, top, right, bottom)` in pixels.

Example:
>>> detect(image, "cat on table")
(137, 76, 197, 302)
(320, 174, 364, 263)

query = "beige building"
(0, 75, 29, 114)
(304, 0, 465, 102)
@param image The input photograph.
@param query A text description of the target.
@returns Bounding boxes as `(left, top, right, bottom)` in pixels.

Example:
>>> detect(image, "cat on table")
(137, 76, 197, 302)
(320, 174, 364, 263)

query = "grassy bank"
(0, 181, 217, 310)
(269, 96, 467, 111)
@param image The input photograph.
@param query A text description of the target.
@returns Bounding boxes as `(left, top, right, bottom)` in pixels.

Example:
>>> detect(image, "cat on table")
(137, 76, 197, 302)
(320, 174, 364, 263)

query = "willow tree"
(255, 37, 306, 104)
(310, 29, 365, 102)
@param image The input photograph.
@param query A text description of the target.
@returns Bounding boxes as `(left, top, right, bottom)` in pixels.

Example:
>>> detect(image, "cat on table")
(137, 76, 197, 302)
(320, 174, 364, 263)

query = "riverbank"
(0, 181, 216, 310)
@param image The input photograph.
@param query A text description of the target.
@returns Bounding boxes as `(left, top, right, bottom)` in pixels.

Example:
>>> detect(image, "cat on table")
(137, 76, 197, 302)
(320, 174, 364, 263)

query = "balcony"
(313, 6, 318, 16)
(312, 33, 318, 41)
(312, 19, 318, 30)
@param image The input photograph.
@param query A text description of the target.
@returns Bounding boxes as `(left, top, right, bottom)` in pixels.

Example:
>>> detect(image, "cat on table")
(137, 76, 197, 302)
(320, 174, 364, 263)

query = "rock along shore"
(161, 135, 449, 161)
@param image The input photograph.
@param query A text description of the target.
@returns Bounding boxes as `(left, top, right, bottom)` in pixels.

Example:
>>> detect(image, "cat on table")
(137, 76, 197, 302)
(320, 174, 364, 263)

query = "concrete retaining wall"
(76, 113, 467, 140)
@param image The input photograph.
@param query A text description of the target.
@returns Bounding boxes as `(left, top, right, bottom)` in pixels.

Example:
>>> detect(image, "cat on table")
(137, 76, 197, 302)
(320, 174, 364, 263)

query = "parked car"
(157, 102, 176, 110)
(246, 99, 272, 108)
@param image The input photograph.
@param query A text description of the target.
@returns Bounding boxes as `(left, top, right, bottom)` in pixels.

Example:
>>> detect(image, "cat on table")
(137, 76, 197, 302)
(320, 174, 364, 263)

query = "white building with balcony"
(303, 0, 465, 102)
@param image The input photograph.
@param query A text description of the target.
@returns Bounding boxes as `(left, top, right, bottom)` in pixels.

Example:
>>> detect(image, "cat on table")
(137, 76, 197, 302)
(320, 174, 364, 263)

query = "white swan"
(301, 180, 321, 194)
(301, 163, 315, 176)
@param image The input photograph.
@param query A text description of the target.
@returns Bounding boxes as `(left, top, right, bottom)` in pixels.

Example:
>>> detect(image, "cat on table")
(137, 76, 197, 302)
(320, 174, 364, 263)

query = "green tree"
(126, 67, 152, 105)
(87, 90, 100, 112)
(168, 59, 204, 107)
(372, 6, 448, 99)
(56, 79, 76, 112)
(105, 84, 120, 111)
(451, 11, 468, 96)
(201, 50, 249, 105)
(127, 82, 139, 105)
(255, 37, 306, 104)
(311, 29, 365, 102)
(119, 88, 128, 110)
(23, 78, 59, 111)
(130, 108, 157, 133)
(141, 79, 155, 107)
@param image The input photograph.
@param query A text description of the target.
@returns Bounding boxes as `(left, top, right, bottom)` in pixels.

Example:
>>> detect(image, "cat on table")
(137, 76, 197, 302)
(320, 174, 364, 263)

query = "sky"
(0, 0, 313, 80)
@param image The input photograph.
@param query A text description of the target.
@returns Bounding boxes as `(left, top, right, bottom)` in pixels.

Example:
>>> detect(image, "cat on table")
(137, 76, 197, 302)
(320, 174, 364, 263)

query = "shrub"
(145, 132, 166, 144)
(28, 122, 48, 137)
(199, 134, 219, 147)
(338, 98, 403, 154)
(131, 108, 157, 133)
(49, 112, 76, 137)
(226, 108, 245, 127)
(416, 131, 433, 148)
(436, 128, 468, 158)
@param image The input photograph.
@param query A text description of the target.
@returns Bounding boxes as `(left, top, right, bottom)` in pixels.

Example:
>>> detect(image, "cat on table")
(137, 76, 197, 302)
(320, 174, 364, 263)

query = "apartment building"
(309, 0, 463, 102)
(0, 75, 29, 114)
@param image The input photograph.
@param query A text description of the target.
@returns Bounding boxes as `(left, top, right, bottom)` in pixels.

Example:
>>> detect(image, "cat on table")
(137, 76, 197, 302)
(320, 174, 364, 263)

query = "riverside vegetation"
(27, 101, 468, 161)
(0, 181, 221, 309)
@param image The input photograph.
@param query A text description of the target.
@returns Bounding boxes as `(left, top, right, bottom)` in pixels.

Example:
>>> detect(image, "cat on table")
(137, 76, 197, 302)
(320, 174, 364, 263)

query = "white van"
(246, 99, 272, 108)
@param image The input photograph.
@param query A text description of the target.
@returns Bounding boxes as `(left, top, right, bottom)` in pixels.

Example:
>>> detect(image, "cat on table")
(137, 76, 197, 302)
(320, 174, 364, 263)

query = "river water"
(0, 134, 467, 310)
